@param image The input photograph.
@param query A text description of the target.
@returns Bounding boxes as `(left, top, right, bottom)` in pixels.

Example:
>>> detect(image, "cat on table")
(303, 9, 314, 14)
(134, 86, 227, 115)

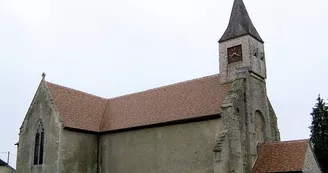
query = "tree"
(310, 95, 328, 173)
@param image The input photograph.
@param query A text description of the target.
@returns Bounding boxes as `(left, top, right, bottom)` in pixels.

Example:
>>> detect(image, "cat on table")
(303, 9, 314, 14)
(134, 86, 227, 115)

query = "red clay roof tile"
(45, 74, 231, 132)
(100, 74, 231, 131)
(46, 82, 108, 132)
(252, 139, 309, 173)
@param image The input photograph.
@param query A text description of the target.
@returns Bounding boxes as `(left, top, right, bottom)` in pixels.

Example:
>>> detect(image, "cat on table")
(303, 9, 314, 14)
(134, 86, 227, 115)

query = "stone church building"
(16, 0, 322, 172)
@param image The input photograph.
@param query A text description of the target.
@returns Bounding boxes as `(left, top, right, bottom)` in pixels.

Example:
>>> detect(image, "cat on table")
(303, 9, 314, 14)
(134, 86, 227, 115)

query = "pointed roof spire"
(219, 0, 264, 43)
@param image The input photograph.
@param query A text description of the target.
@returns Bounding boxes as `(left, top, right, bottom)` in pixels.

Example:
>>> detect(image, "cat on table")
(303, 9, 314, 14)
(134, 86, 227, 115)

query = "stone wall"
(0, 166, 15, 173)
(268, 99, 280, 141)
(218, 74, 280, 173)
(218, 33, 280, 172)
(17, 80, 99, 173)
(99, 119, 222, 173)
(219, 79, 246, 173)
(58, 130, 98, 173)
(302, 145, 322, 173)
(16, 81, 61, 173)
(247, 76, 273, 172)
(219, 35, 266, 84)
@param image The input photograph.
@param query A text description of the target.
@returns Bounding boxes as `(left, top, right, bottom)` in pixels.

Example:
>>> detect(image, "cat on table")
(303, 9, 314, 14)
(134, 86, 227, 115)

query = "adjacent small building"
(0, 159, 15, 173)
(253, 140, 322, 173)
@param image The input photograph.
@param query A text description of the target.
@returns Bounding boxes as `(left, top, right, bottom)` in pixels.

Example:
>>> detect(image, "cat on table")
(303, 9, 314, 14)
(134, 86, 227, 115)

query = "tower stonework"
(219, 0, 266, 84)
(217, 0, 280, 172)
(219, 35, 266, 84)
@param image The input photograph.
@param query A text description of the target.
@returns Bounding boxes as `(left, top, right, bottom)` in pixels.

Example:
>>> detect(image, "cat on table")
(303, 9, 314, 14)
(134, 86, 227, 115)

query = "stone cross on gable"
(42, 72, 46, 80)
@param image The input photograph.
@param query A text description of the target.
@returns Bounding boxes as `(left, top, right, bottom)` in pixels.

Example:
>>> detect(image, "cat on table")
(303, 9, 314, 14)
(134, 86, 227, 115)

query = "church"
(16, 0, 322, 172)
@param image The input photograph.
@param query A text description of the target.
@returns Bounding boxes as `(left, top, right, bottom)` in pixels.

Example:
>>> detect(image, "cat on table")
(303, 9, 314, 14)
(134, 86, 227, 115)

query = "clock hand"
(230, 52, 240, 57)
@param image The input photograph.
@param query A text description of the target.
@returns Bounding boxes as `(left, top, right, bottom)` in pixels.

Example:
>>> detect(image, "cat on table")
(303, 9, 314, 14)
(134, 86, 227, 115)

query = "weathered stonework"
(17, 80, 99, 173)
(213, 129, 229, 173)
(219, 35, 266, 84)
(217, 18, 280, 172)
(268, 99, 280, 141)
(302, 145, 322, 173)
(213, 129, 228, 152)
(16, 80, 62, 173)
(215, 70, 280, 173)
(58, 130, 98, 173)
(219, 79, 245, 173)
(99, 119, 222, 173)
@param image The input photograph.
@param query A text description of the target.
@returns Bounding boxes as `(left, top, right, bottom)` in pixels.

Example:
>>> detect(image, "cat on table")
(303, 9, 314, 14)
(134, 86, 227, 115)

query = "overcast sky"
(1, 0, 328, 168)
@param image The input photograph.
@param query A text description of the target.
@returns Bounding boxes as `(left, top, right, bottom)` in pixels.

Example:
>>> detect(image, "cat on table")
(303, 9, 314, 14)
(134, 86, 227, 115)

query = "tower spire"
(219, 0, 263, 43)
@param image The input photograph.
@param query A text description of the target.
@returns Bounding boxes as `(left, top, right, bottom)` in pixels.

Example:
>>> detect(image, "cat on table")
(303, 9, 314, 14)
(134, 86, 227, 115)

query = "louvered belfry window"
(34, 120, 45, 165)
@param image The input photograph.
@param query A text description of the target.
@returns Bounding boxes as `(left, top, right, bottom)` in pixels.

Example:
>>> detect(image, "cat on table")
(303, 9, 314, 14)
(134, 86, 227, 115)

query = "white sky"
(0, 0, 328, 168)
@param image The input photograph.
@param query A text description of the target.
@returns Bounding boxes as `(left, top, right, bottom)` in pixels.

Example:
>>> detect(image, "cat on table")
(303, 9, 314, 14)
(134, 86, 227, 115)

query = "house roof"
(219, 0, 264, 43)
(0, 159, 15, 171)
(0, 159, 6, 166)
(252, 139, 309, 173)
(46, 74, 231, 132)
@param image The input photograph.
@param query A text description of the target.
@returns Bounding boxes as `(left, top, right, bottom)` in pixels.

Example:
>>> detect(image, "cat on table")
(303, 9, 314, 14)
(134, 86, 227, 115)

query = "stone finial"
(42, 72, 46, 80)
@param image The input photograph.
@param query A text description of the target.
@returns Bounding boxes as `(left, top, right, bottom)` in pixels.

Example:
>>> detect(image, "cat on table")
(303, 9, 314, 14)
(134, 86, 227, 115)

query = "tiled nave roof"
(46, 74, 231, 132)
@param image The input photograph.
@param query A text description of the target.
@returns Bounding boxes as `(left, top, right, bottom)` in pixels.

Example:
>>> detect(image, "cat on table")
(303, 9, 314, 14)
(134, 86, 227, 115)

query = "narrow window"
(39, 131, 44, 164)
(255, 111, 265, 143)
(33, 120, 44, 165)
(33, 132, 40, 165)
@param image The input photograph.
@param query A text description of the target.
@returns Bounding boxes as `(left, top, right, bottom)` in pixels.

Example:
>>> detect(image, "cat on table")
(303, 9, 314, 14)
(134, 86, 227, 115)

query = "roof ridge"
(99, 99, 110, 132)
(45, 74, 221, 102)
(46, 81, 107, 100)
(107, 73, 221, 101)
(262, 139, 309, 146)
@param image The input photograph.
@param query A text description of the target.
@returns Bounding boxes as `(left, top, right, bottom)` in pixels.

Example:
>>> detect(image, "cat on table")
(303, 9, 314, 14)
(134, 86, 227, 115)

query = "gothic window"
(34, 120, 44, 165)
(255, 111, 265, 143)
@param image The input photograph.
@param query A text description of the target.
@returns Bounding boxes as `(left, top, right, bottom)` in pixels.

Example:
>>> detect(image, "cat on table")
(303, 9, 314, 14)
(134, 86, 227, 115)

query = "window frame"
(33, 120, 45, 165)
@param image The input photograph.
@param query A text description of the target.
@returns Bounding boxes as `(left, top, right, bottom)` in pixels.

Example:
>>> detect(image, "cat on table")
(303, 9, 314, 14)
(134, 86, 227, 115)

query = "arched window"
(34, 120, 44, 165)
(255, 111, 265, 143)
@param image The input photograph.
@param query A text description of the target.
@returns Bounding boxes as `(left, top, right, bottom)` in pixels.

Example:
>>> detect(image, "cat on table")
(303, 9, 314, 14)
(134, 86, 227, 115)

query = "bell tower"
(217, 1, 280, 172)
(219, 0, 266, 84)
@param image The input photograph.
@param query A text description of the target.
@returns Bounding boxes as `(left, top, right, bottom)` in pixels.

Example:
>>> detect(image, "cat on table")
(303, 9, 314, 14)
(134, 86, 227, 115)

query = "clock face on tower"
(227, 45, 243, 64)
